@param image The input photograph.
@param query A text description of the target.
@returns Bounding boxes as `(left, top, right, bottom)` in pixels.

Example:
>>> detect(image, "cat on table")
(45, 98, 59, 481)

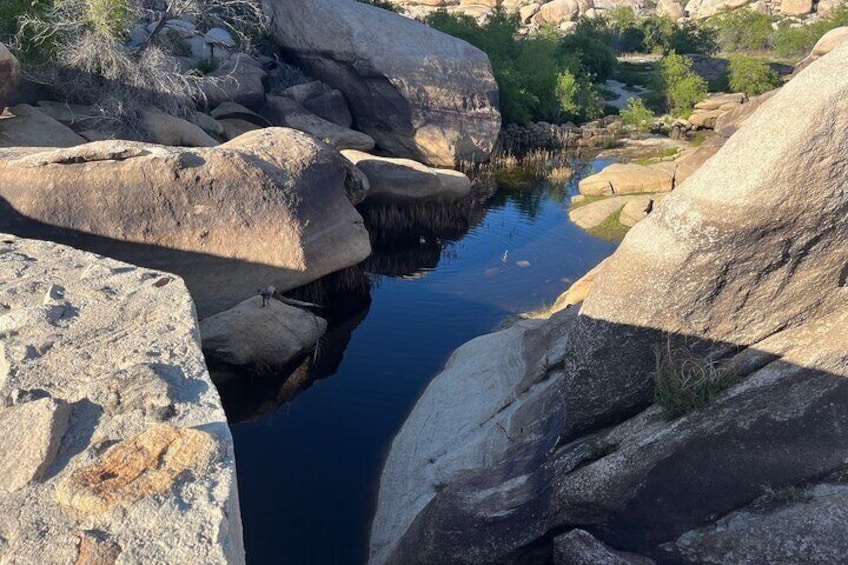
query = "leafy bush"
(708, 9, 774, 52)
(727, 54, 780, 95)
(425, 10, 611, 124)
(620, 97, 654, 132)
(652, 338, 741, 421)
(659, 51, 708, 116)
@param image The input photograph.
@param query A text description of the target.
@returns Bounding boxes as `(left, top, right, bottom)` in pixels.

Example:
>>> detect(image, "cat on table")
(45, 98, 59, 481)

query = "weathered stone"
(200, 295, 327, 369)
(218, 118, 261, 140)
(188, 112, 225, 137)
(57, 424, 218, 515)
(0, 104, 86, 148)
(199, 54, 267, 111)
(139, 108, 219, 147)
(618, 194, 662, 227)
(578, 163, 673, 196)
(302, 89, 354, 128)
(209, 102, 272, 127)
(688, 108, 724, 129)
(0, 44, 20, 114)
(75, 530, 122, 565)
(263, 95, 376, 151)
(568, 196, 629, 229)
(341, 149, 471, 201)
(554, 529, 656, 565)
(795, 26, 848, 73)
(670, 483, 848, 564)
(264, 0, 501, 166)
(35, 101, 100, 126)
(656, 0, 685, 19)
(0, 398, 70, 493)
(0, 235, 244, 563)
(780, 0, 812, 15)
(0, 128, 371, 316)
(684, 0, 750, 18)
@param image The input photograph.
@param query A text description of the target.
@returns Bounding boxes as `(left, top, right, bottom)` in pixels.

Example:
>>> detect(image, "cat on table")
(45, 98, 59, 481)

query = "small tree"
(620, 97, 654, 132)
(659, 51, 708, 117)
(727, 54, 780, 96)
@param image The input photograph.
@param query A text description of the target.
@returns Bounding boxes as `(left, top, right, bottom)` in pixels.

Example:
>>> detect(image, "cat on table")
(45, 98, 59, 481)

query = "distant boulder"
(264, 0, 501, 166)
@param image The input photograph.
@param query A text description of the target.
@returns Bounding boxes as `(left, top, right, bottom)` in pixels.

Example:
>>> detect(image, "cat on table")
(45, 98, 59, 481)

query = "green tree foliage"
(585, 9, 718, 55)
(708, 9, 774, 52)
(727, 54, 781, 95)
(659, 51, 708, 116)
(620, 97, 654, 132)
(425, 10, 611, 124)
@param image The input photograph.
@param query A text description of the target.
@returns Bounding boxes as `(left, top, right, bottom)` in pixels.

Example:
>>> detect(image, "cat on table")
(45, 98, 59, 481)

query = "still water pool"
(219, 158, 618, 564)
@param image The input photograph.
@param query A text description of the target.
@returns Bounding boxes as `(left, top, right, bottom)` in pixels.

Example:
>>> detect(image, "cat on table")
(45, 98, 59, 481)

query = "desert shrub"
(659, 51, 708, 116)
(652, 338, 741, 420)
(0, 0, 50, 40)
(708, 9, 774, 52)
(727, 54, 780, 95)
(14, 0, 267, 134)
(620, 97, 654, 132)
(425, 10, 611, 124)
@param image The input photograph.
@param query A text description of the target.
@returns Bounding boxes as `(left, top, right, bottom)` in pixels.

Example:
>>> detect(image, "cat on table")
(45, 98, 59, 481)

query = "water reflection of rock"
(358, 194, 489, 278)
(214, 300, 371, 423)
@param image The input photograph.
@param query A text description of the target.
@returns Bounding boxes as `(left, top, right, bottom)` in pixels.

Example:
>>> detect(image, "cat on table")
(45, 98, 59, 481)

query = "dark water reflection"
(222, 157, 618, 565)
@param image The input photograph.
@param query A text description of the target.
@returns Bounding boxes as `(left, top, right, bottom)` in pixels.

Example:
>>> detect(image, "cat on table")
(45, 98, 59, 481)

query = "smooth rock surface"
(341, 149, 471, 201)
(0, 128, 371, 316)
(0, 234, 244, 563)
(265, 0, 501, 166)
(200, 296, 327, 369)
(0, 105, 87, 148)
(139, 108, 219, 147)
(578, 163, 673, 196)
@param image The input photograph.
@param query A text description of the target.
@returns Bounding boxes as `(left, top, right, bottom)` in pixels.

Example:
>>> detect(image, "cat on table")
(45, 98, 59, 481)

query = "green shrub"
(708, 10, 774, 52)
(652, 338, 741, 421)
(425, 9, 612, 124)
(620, 97, 654, 132)
(659, 51, 708, 116)
(727, 54, 781, 95)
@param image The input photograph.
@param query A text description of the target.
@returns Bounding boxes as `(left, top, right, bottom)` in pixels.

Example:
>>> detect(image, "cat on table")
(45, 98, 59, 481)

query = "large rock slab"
(200, 295, 327, 369)
(0, 234, 244, 563)
(341, 149, 471, 201)
(0, 44, 21, 114)
(578, 163, 673, 196)
(264, 0, 501, 166)
(670, 483, 848, 564)
(554, 529, 655, 565)
(0, 128, 371, 316)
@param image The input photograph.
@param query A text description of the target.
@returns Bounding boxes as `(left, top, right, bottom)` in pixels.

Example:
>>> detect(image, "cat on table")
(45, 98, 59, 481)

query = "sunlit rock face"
(0, 235, 244, 564)
(263, 0, 501, 167)
(0, 128, 371, 316)
(369, 43, 848, 565)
